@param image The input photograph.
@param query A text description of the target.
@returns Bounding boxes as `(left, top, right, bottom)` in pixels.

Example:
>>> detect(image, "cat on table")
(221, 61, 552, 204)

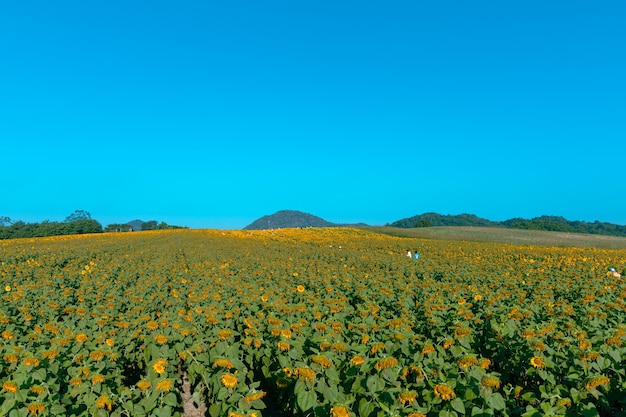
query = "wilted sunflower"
(26, 402, 45, 415)
(433, 384, 455, 401)
(95, 394, 113, 411)
(585, 376, 610, 391)
(481, 376, 501, 389)
(398, 391, 418, 406)
(213, 358, 234, 369)
(2, 381, 18, 393)
(350, 355, 365, 366)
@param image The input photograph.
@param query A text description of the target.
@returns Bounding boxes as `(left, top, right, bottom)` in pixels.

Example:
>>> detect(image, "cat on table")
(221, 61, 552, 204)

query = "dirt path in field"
(181, 372, 207, 417)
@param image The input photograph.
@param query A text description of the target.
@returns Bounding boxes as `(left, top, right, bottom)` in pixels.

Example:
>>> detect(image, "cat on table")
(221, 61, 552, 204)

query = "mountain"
(127, 220, 144, 231)
(243, 210, 337, 230)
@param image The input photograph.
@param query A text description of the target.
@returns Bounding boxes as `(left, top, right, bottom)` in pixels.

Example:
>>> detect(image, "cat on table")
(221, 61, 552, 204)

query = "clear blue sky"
(2, 1, 625, 229)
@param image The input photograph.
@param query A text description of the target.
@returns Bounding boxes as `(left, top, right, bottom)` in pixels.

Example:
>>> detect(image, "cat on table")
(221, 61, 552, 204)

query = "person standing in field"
(406, 250, 412, 258)
(413, 251, 420, 260)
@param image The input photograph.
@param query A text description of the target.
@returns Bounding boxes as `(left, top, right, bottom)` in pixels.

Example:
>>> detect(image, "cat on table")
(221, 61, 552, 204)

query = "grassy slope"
(362, 226, 626, 249)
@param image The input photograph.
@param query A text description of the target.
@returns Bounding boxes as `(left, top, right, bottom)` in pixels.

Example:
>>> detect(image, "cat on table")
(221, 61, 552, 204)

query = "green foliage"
(64, 210, 92, 222)
(104, 224, 134, 232)
(390, 213, 626, 238)
(0, 219, 103, 239)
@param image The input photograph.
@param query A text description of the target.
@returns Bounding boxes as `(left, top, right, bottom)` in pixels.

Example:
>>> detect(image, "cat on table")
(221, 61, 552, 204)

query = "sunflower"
(95, 394, 113, 411)
(136, 380, 151, 390)
(458, 356, 478, 369)
(556, 398, 572, 408)
(243, 391, 266, 403)
(479, 358, 492, 369)
(152, 359, 168, 374)
(311, 355, 333, 368)
(294, 367, 316, 383)
(29, 385, 45, 395)
(221, 373, 238, 388)
(585, 376, 610, 391)
(398, 391, 418, 406)
(350, 355, 365, 366)
(3, 354, 18, 363)
(156, 379, 173, 392)
(3, 381, 18, 393)
(481, 376, 501, 389)
(375, 357, 398, 371)
(213, 358, 234, 369)
(217, 329, 233, 340)
(421, 345, 435, 355)
(23, 357, 39, 367)
(529, 356, 545, 369)
(330, 404, 350, 417)
(433, 384, 455, 401)
(26, 402, 45, 415)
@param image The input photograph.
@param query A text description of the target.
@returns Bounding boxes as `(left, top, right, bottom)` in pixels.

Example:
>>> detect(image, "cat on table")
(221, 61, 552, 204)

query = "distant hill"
(243, 210, 337, 230)
(127, 220, 144, 231)
(389, 212, 500, 228)
(389, 213, 626, 237)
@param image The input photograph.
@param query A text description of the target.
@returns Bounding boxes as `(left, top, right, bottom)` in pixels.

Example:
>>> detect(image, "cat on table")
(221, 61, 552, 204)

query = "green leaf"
(451, 398, 466, 414)
(359, 398, 376, 417)
(209, 403, 221, 417)
(521, 407, 542, 417)
(297, 389, 317, 412)
(294, 379, 306, 394)
(49, 405, 67, 416)
(155, 406, 173, 417)
(366, 375, 385, 394)
(0, 398, 16, 415)
(31, 369, 46, 381)
(326, 366, 340, 382)
(581, 402, 600, 417)
(487, 393, 506, 411)
(163, 392, 178, 407)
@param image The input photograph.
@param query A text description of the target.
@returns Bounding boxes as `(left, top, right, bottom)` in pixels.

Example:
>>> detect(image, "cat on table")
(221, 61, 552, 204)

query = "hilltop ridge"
(242, 210, 626, 237)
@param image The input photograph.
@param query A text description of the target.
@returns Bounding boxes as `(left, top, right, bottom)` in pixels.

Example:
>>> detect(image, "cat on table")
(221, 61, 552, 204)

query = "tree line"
(389, 213, 626, 238)
(0, 211, 187, 240)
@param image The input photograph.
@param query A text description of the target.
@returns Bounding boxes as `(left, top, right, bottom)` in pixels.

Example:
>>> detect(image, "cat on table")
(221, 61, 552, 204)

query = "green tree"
(142, 220, 158, 230)
(64, 210, 92, 222)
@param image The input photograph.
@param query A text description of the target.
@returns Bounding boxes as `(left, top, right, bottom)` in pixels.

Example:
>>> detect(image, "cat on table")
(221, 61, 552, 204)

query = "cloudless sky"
(2, 1, 625, 229)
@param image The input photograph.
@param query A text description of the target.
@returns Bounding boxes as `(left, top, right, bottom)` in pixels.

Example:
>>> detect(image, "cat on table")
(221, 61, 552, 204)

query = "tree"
(64, 210, 92, 222)
(141, 220, 158, 231)
(0, 216, 13, 226)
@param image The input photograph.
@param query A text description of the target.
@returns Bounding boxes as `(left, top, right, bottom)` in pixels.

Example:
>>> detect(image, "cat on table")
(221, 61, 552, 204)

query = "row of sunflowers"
(1, 228, 625, 416)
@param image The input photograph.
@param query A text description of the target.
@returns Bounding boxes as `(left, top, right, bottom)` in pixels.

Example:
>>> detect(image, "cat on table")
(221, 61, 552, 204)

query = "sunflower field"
(1, 228, 625, 417)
